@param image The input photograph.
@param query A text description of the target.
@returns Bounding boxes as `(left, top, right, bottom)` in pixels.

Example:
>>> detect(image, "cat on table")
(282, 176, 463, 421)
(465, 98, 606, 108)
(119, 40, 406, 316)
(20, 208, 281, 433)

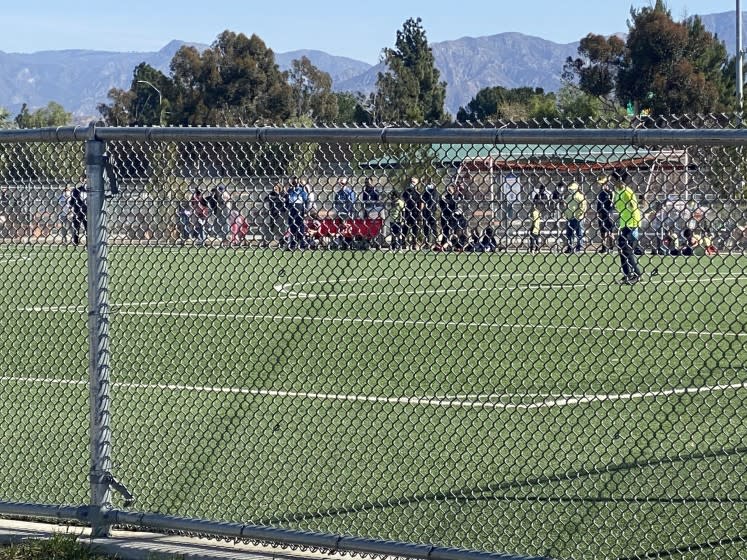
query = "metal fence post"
(86, 138, 113, 537)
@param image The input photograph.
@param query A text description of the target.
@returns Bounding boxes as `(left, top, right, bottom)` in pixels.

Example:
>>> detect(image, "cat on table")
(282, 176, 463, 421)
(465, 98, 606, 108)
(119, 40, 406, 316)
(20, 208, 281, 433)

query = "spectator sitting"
(702, 229, 718, 255)
(305, 212, 322, 249)
(662, 229, 680, 255)
(681, 228, 700, 256)
(478, 227, 498, 252)
(229, 209, 250, 247)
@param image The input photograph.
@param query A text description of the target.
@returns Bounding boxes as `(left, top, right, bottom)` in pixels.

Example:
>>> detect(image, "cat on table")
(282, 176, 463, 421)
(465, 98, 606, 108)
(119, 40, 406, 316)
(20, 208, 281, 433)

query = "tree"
(563, 1, 734, 116)
(169, 31, 293, 125)
(556, 85, 606, 120)
(375, 18, 447, 123)
(98, 63, 171, 126)
(562, 33, 625, 113)
(287, 56, 338, 122)
(333, 92, 369, 124)
(14, 101, 72, 128)
(97, 87, 136, 126)
(617, 1, 734, 115)
(0, 107, 11, 128)
(456, 86, 558, 121)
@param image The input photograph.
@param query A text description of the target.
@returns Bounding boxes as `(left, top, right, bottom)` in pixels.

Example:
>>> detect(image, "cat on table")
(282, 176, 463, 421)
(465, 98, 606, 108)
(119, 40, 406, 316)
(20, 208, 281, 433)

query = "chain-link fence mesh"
(0, 119, 745, 560)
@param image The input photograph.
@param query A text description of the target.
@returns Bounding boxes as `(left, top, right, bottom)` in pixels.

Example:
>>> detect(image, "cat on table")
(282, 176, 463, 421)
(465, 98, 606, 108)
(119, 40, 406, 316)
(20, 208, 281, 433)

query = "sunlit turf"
(0, 244, 745, 560)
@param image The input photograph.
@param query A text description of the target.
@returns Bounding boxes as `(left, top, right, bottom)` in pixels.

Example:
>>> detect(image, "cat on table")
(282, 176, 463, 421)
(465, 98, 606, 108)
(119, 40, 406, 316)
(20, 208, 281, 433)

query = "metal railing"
(0, 119, 745, 560)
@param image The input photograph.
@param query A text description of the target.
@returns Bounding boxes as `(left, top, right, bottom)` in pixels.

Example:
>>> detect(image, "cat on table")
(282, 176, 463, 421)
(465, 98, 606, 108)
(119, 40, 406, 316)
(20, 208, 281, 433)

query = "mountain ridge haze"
(0, 10, 740, 120)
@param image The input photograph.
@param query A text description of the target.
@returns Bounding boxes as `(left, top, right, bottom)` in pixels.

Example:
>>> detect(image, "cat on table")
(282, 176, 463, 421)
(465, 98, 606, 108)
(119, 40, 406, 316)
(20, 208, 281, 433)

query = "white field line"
(17, 272, 542, 311)
(0, 375, 745, 410)
(0, 256, 31, 264)
(94, 310, 747, 338)
(17, 271, 746, 338)
(19, 273, 746, 313)
(276, 273, 747, 298)
(15, 306, 746, 338)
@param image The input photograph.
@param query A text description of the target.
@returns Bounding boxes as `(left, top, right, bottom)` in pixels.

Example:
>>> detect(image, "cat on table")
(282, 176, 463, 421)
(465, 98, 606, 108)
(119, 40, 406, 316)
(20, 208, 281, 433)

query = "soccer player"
(612, 170, 642, 284)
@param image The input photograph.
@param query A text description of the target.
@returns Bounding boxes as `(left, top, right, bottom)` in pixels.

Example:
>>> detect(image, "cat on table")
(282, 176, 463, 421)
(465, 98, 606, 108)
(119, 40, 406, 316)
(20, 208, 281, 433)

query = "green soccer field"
(1, 245, 745, 560)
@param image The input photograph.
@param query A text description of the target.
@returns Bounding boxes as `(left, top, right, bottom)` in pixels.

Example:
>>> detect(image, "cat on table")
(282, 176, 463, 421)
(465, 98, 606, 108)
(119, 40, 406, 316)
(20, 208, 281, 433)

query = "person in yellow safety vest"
(612, 170, 643, 284)
(529, 200, 542, 252)
(563, 182, 588, 253)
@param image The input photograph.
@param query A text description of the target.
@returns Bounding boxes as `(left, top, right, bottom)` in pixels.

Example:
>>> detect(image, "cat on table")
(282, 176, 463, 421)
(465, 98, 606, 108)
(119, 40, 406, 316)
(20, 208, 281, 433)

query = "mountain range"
(0, 10, 741, 121)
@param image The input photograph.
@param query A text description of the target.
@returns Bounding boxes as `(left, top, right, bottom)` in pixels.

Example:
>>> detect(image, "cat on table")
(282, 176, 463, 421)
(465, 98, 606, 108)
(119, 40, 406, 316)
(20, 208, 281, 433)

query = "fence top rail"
(3, 124, 747, 146)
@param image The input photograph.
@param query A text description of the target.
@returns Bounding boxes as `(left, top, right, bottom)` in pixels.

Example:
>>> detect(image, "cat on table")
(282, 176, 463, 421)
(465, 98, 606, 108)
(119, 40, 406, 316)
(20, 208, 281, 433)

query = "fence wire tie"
(90, 471, 136, 507)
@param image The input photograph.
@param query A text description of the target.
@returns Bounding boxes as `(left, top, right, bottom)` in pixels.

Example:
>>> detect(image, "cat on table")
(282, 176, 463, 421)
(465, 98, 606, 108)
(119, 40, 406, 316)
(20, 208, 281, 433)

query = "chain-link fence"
(0, 120, 745, 560)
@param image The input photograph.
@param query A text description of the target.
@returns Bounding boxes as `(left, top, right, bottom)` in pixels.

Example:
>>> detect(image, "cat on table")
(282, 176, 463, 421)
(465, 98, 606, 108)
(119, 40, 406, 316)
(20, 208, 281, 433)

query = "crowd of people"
(166, 172, 728, 267)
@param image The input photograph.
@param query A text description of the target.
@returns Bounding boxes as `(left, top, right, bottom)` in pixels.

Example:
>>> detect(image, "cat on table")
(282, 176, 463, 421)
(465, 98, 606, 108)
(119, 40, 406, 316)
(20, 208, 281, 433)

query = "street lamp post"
(136, 80, 164, 126)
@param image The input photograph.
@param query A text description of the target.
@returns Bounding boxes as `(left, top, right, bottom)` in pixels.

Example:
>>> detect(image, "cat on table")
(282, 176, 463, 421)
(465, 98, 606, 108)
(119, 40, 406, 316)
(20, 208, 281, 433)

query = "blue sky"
(2, 0, 741, 64)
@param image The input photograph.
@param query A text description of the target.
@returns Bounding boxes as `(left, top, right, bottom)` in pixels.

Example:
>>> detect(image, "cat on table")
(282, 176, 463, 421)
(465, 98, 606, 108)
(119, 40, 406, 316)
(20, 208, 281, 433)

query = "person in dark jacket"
(402, 177, 422, 249)
(438, 183, 461, 250)
(421, 177, 439, 245)
(262, 182, 286, 247)
(596, 176, 615, 253)
(70, 177, 87, 246)
(286, 177, 309, 249)
(361, 177, 381, 218)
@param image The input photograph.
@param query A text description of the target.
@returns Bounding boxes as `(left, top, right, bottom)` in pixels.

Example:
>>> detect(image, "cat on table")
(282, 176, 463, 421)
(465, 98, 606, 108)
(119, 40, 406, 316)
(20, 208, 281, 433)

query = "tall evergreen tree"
(169, 31, 293, 125)
(564, 0, 734, 116)
(617, 0, 733, 115)
(98, 64, 173, 126)
(375, 18, 447, 123)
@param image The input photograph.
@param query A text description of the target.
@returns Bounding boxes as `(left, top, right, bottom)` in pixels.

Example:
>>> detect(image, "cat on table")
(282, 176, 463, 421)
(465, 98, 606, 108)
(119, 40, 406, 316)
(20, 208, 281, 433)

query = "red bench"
(306, 217, 384, 248)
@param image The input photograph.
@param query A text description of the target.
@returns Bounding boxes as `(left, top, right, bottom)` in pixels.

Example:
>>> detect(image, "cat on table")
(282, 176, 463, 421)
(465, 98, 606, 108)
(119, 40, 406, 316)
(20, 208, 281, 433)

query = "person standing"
(595, 176, 615, 253)
(421, 177, 439, 246)
(58, 185, 73, 244)
(190, 187, 209, 245)
(262, 182, 286, 247)
(286, 178, 309, 249)
(438, 183, 460, 250)
(387, 190, 405, 250)
(563, 182, 588, 253)
(529, 200, 542, 253)
(70, 177, 87, 246)
(333, 177, 356, 220)
(402, 177, 422, 250)
(361, 177, 381, 218)
(176, 196, 193, 244)
(613, 170, 643, 284)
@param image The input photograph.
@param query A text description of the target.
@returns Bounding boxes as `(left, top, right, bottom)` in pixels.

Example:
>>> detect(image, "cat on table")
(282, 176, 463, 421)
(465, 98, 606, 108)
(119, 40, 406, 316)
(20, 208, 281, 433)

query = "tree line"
(0, 0, 741, 128)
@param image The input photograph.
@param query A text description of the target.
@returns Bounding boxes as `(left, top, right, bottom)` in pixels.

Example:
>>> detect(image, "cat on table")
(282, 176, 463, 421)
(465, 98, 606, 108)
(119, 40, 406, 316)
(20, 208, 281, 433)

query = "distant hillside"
(693, 11, 744, 55)
(0, 10, 739, 121)
(335, 33, 578, 115)
(274, 49, 372, 83)
(0, 42, 371, 119)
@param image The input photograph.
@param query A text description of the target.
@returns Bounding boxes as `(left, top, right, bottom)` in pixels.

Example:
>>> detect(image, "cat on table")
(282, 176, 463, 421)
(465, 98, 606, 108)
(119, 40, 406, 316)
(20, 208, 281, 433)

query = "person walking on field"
(612, 170, 643, 284)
